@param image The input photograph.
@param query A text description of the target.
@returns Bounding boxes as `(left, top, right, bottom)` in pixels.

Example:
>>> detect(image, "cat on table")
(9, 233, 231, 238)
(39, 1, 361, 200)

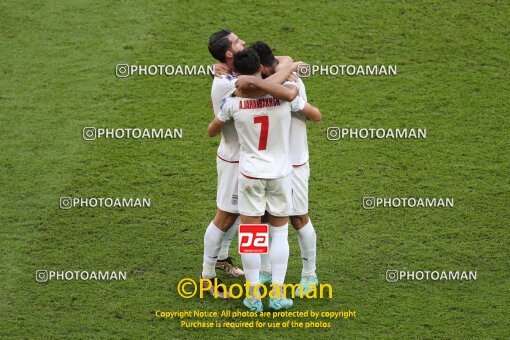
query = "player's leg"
(202, 209, 235, 280)
(266, 175, 293, 310)
(213, 159, 244, 277)
(290, 214, 318, 297)
(289, 162, 318, 296)
(266, 214, 290, 288)
(238, 174, 266, 312)
(217, 216, 240, 261)
(215, 216, 244, 277)
(201, 208, 237, 298)
(202, 208, 238, 278)
(201, 159, 239, 298)
(259, 212, 272, 284)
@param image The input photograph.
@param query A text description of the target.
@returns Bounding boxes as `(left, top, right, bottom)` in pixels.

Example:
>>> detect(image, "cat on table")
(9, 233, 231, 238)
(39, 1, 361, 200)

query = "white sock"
(269, 224, 289, 285)
(241, 253, 261, 301)
(297, 220, 316, 276)
(218, 216, 240, 260)
(201, 222, 225, 279)
(260, 253, 271, 273)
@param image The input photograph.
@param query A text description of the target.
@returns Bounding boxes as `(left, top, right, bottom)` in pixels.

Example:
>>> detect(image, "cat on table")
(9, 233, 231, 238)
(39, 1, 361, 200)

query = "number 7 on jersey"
(253, 115, 269, 150)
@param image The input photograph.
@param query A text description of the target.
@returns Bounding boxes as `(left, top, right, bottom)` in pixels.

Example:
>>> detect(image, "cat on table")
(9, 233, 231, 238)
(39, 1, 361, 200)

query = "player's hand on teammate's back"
(288, 73, 299, 82)
(213, 63, 230, 77)
(292, 61, 306, 69)
(274, 61, 306, 78)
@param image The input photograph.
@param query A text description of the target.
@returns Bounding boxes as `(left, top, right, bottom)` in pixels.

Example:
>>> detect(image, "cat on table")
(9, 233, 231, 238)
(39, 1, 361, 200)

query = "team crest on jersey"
(231, 194, 238, 206)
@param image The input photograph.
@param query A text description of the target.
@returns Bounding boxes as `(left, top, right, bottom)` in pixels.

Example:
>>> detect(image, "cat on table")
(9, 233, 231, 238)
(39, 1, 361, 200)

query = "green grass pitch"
(0, 0, 508, 338)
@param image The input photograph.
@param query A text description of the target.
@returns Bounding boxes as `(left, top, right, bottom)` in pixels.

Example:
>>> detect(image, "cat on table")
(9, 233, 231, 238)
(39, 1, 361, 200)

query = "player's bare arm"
(265, 61, 304, 85)
(212, 62, 230, 77)
(235, 76, 298, 102)
(236, 62, 303, 93)
(207, 117, 224, 137)
(275, 55, 293, 64)
(299, 102, 322, 122)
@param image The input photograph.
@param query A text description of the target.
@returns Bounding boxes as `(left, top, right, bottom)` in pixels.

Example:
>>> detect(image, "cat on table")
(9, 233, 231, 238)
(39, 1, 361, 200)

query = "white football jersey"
(289, 76, 309, 166)
(218, 90, 305, 179)
(211, 75, 239, 162)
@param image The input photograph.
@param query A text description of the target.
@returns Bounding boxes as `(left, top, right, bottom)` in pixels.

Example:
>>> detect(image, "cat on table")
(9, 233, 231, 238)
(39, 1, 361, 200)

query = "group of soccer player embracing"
(201, 29, 322, 312)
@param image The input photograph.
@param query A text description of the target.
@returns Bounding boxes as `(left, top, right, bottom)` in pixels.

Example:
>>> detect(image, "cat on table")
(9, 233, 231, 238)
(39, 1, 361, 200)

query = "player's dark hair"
(208, 29, 232, 63)
(250, 41, 277, 67)
(233, 48, 260, 75)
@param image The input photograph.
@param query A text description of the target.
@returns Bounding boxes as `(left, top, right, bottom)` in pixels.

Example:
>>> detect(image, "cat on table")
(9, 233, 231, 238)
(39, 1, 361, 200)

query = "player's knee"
(213, 210, 238, 231)
(290, 215, 309, 230)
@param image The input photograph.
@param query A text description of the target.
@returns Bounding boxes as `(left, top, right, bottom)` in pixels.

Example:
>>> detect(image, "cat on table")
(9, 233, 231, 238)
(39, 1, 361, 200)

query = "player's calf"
(212, 208, 238, 231)
(291, 215, 318, 292)
(290, 214, 309, 230)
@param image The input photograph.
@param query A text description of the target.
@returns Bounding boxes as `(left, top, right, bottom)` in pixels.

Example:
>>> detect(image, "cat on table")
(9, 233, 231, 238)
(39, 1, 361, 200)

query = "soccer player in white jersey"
(208, 48, 321, 311)
(251, 42, 322, 297)
(203, 29, 303, 297)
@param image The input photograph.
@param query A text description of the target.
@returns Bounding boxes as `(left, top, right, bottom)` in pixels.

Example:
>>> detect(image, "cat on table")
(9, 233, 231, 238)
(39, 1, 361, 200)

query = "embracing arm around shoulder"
(275, 55, 293, 65)
(236, 76, 298, 102)
(255, 78, 298, 102)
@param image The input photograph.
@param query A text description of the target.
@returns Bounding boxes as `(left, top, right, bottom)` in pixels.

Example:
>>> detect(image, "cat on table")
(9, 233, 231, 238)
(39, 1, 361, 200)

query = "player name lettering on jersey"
(239, 98, 281, 110)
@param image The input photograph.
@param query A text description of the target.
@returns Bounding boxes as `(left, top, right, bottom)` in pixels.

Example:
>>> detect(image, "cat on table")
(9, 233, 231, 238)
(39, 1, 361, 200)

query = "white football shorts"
(216, 156, 239, 214)
(290, 162, 310, 216)
(238, 173, 292, 217)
